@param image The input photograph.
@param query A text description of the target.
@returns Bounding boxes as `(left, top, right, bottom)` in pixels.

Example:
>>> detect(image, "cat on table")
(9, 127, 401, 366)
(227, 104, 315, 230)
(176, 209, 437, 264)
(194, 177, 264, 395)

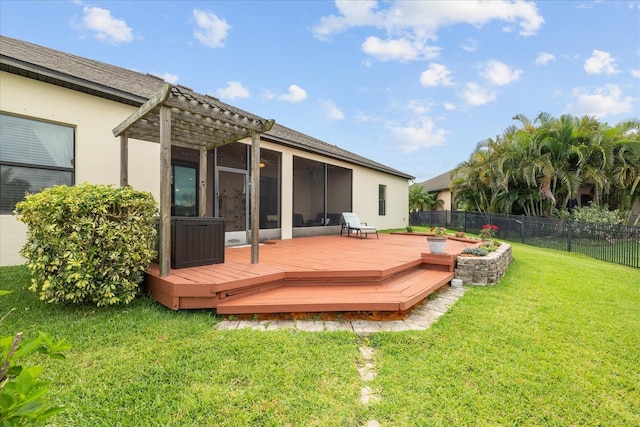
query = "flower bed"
(455, 243, 512, 285)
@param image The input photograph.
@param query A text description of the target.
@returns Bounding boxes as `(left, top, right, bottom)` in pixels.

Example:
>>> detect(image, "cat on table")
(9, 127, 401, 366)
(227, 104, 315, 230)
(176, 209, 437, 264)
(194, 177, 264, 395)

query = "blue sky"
(1, 1, 639, 182)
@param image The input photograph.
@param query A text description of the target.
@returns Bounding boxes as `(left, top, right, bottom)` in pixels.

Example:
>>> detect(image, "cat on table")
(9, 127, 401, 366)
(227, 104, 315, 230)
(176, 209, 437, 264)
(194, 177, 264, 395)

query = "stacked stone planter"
(455, 243, 512, 285)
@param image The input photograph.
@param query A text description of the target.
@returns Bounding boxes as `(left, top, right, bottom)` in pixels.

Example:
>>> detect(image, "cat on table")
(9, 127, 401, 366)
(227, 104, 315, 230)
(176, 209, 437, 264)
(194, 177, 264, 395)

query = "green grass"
(1, 266, 362, 426)
(367, 245, 640, 425)
(2, 244, 639, 426)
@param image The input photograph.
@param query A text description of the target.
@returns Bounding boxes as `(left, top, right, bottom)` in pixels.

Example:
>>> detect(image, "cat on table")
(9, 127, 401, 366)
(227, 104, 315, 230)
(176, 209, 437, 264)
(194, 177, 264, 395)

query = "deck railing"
(410, 210, 640, 268)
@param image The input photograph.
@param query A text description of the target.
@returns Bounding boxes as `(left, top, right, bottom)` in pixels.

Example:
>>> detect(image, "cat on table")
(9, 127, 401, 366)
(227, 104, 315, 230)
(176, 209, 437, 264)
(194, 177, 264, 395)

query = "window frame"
(0, 112, 75, 214)
(378, 184, 386, 216)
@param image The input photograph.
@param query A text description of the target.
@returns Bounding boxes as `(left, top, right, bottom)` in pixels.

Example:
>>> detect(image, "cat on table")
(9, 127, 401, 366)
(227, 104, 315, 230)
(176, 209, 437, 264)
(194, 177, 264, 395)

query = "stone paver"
(294, 320, 324, 332)
(214, 285, 467, 335)
(323, 321, 353, 332)
(360, 386, 381, 405)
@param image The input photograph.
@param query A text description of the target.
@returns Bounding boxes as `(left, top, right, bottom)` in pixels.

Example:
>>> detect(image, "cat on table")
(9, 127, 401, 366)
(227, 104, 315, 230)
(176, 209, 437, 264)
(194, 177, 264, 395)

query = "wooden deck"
(145, 233, 480, 314)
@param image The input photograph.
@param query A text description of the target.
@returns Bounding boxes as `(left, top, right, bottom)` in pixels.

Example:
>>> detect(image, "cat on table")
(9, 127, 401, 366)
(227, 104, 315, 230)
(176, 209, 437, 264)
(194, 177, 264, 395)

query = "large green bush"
(556, 202, 623, 225)
(15, 184, 157, 306)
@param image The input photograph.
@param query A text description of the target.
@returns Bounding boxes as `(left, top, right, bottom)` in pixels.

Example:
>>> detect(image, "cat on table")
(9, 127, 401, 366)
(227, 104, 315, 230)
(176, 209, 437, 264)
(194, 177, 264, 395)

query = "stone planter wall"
(455, 243, 512, 285)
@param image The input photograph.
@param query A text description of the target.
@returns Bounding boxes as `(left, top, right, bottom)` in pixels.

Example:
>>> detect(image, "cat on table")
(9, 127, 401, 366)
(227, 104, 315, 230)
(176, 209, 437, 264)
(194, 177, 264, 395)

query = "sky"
(1, 1, 639, 182)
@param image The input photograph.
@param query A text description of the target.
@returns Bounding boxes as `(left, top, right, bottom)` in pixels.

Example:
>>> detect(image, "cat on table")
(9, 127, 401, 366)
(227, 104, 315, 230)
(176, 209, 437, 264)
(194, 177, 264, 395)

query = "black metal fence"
(410, 210, 640, 268)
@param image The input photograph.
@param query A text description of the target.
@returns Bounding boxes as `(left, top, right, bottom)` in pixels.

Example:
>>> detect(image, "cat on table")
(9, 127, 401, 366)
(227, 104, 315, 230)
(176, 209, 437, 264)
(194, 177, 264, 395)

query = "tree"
(409, 185, 443, 212)
(452, 113, 640, 221)
(409, 185, 431, 212)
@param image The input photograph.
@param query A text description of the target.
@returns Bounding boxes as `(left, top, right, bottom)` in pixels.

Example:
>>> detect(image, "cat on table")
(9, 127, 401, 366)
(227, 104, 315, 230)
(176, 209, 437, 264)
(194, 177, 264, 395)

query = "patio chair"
(340, 212, 378, 239)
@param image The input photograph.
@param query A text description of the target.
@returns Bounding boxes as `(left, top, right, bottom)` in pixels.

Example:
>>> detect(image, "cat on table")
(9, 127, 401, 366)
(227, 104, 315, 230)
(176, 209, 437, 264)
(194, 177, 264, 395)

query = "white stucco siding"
(0, 216, 27, 266)
(438, 189, 453, 210)
(0, 72, 160, 266)
(352, 166, 409, 230)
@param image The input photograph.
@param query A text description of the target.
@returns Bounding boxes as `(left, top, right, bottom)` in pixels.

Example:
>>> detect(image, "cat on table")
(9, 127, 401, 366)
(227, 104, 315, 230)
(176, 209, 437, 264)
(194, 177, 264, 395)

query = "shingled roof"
(415, 170, 453, 192)
(0, 35, 413, 180)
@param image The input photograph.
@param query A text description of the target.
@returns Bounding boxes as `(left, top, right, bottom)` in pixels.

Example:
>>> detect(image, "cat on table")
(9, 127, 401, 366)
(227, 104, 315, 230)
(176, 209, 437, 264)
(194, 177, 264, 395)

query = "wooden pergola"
(113, 84, 275, 277)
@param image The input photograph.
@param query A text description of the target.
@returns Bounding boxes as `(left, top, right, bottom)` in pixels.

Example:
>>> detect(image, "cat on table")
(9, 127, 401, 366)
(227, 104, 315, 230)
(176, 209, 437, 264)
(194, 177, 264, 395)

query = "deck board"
(146, 234, 479, 313)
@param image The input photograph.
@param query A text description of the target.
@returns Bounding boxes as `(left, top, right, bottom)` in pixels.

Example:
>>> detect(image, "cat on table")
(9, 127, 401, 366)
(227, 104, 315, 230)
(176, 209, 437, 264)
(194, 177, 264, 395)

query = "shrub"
(571, 203, 623, 225)
(556, 202, 623, 225)
(461, 247, 488, 257)
(15, 184, 157, 306)
(0, 290, 71, 425)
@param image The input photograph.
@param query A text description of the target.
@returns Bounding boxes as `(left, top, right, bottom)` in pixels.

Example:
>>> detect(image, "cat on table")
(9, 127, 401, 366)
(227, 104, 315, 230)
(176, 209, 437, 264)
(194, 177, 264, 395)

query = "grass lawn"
(2, 243, 639, 426)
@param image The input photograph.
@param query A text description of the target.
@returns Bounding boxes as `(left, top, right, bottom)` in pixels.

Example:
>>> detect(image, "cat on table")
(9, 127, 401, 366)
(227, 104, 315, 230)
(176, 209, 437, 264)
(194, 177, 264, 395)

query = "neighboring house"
(0, 35, 414, 266)
(413, 170, 453, 210)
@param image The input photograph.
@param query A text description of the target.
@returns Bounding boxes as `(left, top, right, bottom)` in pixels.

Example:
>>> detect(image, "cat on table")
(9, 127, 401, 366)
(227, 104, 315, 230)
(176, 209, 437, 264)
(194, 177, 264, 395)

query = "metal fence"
(410, 210, 640, 268)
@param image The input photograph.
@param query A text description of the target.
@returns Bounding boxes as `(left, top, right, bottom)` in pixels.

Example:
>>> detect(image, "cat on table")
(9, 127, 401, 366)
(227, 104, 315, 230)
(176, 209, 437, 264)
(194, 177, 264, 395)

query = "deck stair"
(215, 261, 454, 315)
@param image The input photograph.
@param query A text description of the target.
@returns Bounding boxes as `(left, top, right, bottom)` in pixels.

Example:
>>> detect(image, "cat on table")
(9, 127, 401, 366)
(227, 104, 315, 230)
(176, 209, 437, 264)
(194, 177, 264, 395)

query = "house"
(413, 170, 453, 210)
(0, 35, 414, 266)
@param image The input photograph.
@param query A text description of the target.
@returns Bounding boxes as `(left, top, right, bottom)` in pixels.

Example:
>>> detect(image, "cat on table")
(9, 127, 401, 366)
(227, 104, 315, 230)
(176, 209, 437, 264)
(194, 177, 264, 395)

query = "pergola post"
(250, 131, 261, 264)
(159, 105, 172, 277)
(199, 146, 207, 217)
(112, 84, 275, 271)
(120, 132, 128, 187)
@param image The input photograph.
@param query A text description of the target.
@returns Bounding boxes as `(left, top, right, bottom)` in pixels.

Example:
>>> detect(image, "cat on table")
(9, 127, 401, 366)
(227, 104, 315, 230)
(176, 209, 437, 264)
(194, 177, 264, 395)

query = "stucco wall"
(437, 189, 452, 211)
(0, 72, 160, 266)
(352, 167, 409, 231)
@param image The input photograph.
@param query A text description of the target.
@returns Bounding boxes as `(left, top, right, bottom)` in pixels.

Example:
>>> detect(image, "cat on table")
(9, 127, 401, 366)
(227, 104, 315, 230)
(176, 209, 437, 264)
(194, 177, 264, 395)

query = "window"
(379, 184, 386, 216)
(172, 162, 198, 217)
(292, 156, 352, 227)
(259, 148, 281, 229)
(0, 113, 74, 214)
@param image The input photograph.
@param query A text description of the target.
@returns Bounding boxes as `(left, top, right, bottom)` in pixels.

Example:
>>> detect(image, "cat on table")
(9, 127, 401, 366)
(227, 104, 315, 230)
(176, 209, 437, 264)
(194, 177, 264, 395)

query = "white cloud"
(361, 36, 439, 61)
(355, 111, 371, 123)
(566, 84, 633, 118)
(584, 50, 619, 75)
(535, 52, 556, 66)
(461, 38, 478, 52)
(321, 99, 345, 120)
(459, 82, 496, 106)
(78, 6, 133, 44)
(312, 0, 382, 41)
(388, 116, 449, 153)
(420, 63, 454, 87)
(481, 60, 522, 86)
(312, 1, 544, 42)
(444, 102, 456, 111)
(156, 72, 179, 84)
(407, 100, 430, 115)
(215, 81, 250, 99)
(193, 9, 230, 48)
(632, 69, 640, 78)
(260, 90, 276, 101)
(278, 85, 308, 103)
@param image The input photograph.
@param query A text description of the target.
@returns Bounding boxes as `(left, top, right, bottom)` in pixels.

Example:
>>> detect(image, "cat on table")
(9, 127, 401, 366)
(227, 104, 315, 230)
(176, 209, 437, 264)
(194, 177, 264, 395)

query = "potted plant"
(427, 227, 447, 254)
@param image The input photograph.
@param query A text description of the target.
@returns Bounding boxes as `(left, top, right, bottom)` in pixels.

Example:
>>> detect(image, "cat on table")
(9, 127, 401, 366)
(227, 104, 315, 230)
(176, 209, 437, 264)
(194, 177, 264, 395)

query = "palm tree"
(452, 113, 640, 221)
(409, 185, 432, 212)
